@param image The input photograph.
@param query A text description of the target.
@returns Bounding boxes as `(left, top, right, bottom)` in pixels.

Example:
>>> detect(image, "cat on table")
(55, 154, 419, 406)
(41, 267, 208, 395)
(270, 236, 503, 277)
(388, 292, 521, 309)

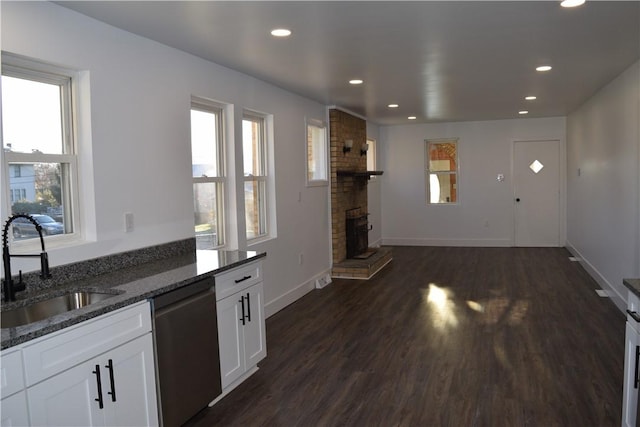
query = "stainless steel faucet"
(2, 214, 51, 302)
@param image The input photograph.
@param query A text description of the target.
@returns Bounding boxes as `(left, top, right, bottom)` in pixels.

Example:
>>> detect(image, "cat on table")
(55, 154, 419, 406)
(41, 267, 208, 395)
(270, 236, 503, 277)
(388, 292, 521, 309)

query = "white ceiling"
(56, 1, 639, 125)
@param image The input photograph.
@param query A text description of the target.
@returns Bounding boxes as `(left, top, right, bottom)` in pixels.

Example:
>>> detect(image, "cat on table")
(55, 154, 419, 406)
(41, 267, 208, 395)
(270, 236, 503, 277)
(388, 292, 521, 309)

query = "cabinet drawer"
(22, 301, 151, 386)
(0, 348, 24, 398)
(215, 261, 262, 301)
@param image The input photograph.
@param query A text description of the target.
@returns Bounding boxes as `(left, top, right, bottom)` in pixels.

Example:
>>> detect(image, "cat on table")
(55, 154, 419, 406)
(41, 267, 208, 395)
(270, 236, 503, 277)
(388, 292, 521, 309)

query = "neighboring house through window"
(426, 139, 459, 204)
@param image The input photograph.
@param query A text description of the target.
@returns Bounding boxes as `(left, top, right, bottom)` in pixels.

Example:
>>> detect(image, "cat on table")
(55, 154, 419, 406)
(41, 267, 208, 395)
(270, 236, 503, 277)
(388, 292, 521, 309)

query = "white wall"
(366, 121, 382, 247)
(566, 60, 640, 311)
(1, 1, 331, 316)
(379, 117, 566, 246)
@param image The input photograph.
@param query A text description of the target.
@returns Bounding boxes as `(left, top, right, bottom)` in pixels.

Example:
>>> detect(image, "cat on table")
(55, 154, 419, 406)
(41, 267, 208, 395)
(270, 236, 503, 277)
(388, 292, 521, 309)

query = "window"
(191, 98, 226, 248)
(242, 112, 268, 240)
(2, 58, 78, 241)
(426, 139, 458, 204)
(306, 118, 328, 186)
(366, 138, 377, 172)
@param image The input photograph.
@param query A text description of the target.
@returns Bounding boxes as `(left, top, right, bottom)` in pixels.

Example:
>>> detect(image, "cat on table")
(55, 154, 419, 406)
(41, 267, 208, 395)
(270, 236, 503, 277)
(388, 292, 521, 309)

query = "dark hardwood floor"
(186, 246, 625, 427)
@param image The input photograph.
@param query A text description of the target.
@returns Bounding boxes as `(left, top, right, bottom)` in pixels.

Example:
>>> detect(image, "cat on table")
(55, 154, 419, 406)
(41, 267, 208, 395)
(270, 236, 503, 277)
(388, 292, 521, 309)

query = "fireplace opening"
(346, 207, 376, 259)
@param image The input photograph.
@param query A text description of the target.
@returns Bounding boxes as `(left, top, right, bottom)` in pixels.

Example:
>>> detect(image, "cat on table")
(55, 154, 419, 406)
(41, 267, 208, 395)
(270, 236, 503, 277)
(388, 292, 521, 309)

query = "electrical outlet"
(124, 212, 134, 233)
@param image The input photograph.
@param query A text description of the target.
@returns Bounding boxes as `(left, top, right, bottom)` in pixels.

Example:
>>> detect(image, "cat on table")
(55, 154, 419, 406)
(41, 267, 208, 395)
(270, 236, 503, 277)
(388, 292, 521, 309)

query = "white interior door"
(513, 140, 560, 247)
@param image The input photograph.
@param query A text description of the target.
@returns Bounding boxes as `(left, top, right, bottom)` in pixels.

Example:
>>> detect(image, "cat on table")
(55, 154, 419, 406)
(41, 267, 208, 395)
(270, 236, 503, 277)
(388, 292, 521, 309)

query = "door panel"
(514, 140, 560, 247)
(217, 295, 244, 389)
(244, 283, 267, 367)
(105, 334, 159, 427)
(27, 358, 105, 426)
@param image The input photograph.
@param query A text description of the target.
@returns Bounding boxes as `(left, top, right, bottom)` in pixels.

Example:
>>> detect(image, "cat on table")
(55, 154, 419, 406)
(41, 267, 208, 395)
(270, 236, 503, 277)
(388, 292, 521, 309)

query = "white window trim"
(425, 138, 460, 205)
(305, 117, 328, 187)
(1, 53, 84, 250)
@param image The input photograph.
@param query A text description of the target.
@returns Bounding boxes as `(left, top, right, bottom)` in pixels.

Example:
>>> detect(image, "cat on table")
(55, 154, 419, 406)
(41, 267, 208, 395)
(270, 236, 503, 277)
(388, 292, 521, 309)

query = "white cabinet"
(1, 347, 29, 427)
(1, 301, 158, 427)
(215, 260, 266, 391)
(1, 391, 29, 427)
(27, 333, 157, 427)
(623, 289, 640, 427)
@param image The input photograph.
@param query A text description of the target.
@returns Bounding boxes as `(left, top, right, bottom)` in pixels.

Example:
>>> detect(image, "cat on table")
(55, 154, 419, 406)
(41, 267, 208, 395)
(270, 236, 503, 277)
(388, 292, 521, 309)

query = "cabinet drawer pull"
(635, 346, 640, 389)
(106, 359, 117, 402)
(246, 292, 251, 322)
(235, 275, 252, 284)
(239, 295, 246, 325)
(92, 364, 104, 409)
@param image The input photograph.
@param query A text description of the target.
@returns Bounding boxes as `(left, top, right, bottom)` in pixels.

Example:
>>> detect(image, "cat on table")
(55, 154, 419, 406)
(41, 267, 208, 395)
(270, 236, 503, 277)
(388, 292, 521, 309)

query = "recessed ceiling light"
(519, 111, 529, 115)
(525, 96, 537, 100)
(408, 116, 417, 120)
(270, 28, 291, 37)
(560, 0, 585, 7)
(536, 65, 552, 72)
(349, 79, 364, 85)
(388, 104, 399, 108)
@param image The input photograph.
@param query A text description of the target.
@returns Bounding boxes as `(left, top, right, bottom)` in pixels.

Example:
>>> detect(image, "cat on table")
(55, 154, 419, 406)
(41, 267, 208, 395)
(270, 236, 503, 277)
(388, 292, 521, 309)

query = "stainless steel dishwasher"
(153, 277, 221, 427)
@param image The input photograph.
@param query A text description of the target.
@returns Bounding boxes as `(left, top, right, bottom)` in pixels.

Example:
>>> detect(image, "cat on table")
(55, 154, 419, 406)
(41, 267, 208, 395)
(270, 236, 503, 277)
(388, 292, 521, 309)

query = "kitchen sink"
(1, 291, 118, 329)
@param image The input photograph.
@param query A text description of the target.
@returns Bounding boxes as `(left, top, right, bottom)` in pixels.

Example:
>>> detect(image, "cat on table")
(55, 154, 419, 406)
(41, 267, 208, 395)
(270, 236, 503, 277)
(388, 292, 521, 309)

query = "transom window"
(426, 139, 459, 204)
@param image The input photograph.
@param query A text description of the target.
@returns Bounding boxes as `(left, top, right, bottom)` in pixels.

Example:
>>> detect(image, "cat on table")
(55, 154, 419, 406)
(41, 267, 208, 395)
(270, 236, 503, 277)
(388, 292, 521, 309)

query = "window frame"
(190, 96, 227, 249)
(2, 56, 80, 246)
(305, 118, 328, 187)
(242, 111, 270, 242)
(425, 138, 459, 205)
(366, 137, 377, 175)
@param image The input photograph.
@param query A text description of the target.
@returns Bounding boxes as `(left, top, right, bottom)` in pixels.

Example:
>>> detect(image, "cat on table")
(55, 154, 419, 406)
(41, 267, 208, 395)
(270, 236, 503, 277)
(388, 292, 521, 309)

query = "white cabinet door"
(1, 392, 29, 427)
(27, 334, 158, 427)
(623, 321, 640, 427)
(103, 334, 158, 427)
(243, 283, 266, 367)
(217, 293, 245, 389)
(27, 358, 105, 427)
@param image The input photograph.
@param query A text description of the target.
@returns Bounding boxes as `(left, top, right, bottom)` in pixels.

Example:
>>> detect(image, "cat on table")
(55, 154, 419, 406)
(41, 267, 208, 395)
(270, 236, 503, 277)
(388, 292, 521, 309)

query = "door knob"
(516, 198, 521, 202)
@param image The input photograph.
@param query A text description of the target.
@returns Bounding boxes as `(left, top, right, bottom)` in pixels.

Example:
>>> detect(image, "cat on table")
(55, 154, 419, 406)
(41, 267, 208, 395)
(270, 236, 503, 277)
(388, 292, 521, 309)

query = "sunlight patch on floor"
(424, 283, 459, 329)
(465, 298, 529, 325)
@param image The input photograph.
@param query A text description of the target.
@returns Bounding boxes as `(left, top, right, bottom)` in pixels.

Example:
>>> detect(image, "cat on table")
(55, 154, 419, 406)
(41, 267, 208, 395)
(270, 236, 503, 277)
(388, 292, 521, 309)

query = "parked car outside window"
(12, 214, 64, 239)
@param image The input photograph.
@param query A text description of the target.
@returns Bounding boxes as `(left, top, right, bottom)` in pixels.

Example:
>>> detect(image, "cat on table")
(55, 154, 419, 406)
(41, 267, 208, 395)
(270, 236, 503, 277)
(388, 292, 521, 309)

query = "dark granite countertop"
(624, 278, 640, 298)
(1, 249, 265, 349)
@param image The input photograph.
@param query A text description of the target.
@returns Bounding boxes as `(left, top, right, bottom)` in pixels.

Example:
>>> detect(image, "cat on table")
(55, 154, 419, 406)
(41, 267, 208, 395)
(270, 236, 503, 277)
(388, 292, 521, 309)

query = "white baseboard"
(566, 241, 626, 312)
(381, 237, 511, 247)
(263, 268, 331, 318)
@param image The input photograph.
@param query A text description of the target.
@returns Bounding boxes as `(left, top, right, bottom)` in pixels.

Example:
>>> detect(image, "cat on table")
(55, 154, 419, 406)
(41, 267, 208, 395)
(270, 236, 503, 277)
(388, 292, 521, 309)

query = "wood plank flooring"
(186, 246, 625, 427)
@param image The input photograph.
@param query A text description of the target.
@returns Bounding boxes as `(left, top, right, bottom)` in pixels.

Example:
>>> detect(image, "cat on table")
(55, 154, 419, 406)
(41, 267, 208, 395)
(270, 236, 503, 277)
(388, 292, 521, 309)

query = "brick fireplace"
(329, 109, 392, 279)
